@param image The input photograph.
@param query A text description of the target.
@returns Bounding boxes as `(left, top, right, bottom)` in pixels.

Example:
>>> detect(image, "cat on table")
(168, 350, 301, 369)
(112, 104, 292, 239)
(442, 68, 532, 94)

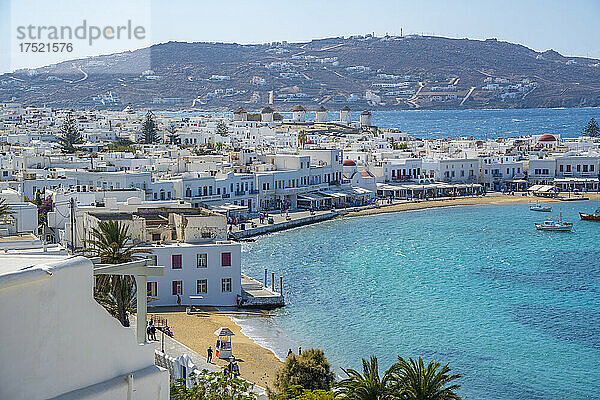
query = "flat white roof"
(0, 254, 72, 276)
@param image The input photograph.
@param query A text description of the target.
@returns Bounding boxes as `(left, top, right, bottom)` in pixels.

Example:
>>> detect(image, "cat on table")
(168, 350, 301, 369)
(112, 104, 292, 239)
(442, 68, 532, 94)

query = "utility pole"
(70, 197, 75, 253)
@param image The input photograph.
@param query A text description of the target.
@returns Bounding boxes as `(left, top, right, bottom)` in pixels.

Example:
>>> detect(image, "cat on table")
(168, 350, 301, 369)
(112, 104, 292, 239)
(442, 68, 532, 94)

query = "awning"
(320, 190, 347, 199)
(214, 327, 234, 336)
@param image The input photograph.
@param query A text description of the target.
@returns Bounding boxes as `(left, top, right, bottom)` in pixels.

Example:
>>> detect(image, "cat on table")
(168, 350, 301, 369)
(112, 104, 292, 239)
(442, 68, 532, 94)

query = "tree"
(57, 112, 83, 153)
(141, 111, 159, 144)
(275, 385, 334, 400)
(0, 198, 13, 221)
(583, 118, 600, 137)
(298, 131, 308, 149)
(391, 357, 461, 400)
(273, 349, 335, 395)
(335, 356, 397, 400)
(171, 369, 256, 400)
(216, 120, 230, 136)
(106, 138, 136, 153)
(82, 220, 148, 326)
(167, 125, 181, 145)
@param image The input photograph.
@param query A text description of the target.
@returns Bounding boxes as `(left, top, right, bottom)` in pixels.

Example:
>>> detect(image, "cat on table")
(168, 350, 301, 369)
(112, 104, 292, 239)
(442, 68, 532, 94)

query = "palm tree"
(82, 220, 148, 326)
(336, 356, 397, 400)
(390, 357, 461, 400)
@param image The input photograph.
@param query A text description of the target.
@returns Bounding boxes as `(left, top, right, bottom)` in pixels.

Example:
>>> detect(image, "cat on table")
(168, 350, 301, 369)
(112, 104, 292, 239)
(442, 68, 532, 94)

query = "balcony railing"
(222, 194, 230, 199)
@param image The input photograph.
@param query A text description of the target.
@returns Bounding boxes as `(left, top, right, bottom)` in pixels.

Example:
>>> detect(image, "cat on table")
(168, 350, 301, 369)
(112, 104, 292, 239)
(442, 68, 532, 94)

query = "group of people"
(207, 346, 240, 377)
(286, 347, 302, 357)
(147, 320, 157, 341)
(224, 360, 240, 377)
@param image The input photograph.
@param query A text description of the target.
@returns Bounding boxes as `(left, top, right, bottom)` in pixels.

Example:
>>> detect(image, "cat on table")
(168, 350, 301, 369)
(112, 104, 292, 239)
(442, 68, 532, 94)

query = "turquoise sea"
(240, 201, 600, 400)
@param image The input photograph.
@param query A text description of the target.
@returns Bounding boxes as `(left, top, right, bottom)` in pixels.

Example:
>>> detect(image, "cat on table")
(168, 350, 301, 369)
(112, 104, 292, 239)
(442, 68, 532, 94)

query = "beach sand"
(345, 193, 600, 217)
(149, 308, 283, 389)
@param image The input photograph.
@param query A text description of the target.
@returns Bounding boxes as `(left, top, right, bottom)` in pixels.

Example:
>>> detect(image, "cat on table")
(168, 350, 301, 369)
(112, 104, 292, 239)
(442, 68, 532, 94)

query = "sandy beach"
(149, 308, 283, 389)
(344, 193, 600, 217)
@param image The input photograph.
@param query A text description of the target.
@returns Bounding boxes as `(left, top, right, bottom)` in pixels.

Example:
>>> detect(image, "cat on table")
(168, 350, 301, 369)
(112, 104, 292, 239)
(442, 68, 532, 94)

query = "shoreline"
(343, 193, 600, 217)
(149, 308, 284, 389)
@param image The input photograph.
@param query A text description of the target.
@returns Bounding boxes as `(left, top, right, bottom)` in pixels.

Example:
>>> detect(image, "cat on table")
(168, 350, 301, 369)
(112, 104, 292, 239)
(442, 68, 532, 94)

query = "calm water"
(241, 202, 600, 400)
(369, 108, 600, 139)
(165, 107, 600, 139)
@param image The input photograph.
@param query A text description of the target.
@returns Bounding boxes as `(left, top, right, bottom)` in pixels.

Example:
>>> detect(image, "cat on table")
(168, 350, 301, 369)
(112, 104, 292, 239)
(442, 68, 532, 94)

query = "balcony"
(221, 194, 230, 199)
(234, 191, 246, 196)
(249, 189, 259, 195)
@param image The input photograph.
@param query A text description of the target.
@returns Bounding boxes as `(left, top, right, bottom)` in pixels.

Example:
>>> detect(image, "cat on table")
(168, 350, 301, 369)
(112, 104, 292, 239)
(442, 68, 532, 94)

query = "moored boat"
(535, 213, 573, 231)
(530, 202, 552, 212)
(579, 207, 600, 221)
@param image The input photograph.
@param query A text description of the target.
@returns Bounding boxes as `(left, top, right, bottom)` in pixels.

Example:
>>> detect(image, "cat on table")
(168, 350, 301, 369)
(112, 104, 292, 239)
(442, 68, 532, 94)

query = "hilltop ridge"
(2, 35, 600, 110)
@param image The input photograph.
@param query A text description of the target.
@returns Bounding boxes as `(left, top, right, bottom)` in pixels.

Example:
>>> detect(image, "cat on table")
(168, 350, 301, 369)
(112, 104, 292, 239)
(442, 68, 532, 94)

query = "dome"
(538, 134, 557, 142)
(343, 159, 356, 166)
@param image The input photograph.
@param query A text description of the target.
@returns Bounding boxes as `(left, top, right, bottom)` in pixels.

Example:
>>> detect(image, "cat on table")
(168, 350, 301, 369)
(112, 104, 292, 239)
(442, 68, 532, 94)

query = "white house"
(144, 241, 242, 307)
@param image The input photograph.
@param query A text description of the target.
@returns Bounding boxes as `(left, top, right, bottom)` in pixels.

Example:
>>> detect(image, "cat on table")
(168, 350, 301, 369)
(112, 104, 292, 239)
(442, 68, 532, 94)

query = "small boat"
(530, 202, 552, 212)
(579, 207, 600, 221)
(535, 213, 573, 231)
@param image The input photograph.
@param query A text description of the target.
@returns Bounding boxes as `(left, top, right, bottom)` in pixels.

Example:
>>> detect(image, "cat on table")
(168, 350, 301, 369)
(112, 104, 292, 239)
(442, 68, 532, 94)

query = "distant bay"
(368, 107, 600, 139)
(164, 107, 600, 140)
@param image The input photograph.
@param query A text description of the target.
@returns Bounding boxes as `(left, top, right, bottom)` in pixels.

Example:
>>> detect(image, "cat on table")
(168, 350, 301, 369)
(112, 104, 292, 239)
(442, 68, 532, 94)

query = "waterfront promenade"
(229, 192, 600, 238)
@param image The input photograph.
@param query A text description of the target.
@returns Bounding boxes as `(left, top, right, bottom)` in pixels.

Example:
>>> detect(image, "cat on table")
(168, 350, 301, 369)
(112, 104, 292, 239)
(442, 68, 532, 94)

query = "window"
(221, 278, 232, 292)
(197, 253, 207, 268)
(172, 254, 182, 269)
(559, 165, 564, 172)
(172, 280, 183, 295)
(197, 279, 207, 294)
(147, 282, 157, 297)
(221, 252, 232, 267)
(152, 233, 161, 241)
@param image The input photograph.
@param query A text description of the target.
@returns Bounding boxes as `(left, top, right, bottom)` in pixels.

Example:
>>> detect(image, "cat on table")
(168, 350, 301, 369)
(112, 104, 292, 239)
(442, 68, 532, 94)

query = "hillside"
(2, 35, 600, 110)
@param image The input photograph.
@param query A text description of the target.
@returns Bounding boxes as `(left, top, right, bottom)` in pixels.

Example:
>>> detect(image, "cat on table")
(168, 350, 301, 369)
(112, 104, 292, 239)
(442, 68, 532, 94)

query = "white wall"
(146, 242, 241, 307)
(0, 256, 169, 400)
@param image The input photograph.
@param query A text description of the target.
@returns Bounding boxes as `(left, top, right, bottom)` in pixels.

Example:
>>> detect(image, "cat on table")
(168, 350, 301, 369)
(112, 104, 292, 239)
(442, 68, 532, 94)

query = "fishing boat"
(535, 213, 573, 231)
(530, 202, 552, 212)
(579, 207, 600, 221)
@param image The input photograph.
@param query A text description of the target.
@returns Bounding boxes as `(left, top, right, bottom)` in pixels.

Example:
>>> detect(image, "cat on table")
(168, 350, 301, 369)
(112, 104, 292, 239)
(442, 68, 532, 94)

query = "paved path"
(229, 209, 335, 234)
(135, 321, 267, 398)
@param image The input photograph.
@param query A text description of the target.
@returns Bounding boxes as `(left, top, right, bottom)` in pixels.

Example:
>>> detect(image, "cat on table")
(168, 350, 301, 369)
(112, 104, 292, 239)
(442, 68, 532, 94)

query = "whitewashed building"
(0, 254, 169, 400)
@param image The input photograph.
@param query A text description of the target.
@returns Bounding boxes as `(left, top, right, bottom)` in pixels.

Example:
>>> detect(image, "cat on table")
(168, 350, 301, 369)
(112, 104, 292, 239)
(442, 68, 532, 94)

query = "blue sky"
(1, 0, 600, 74)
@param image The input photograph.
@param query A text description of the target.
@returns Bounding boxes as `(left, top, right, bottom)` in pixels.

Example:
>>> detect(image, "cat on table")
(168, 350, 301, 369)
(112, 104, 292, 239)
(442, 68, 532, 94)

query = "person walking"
(149, 320, 157, 341)
(207, 346, 213, 363)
